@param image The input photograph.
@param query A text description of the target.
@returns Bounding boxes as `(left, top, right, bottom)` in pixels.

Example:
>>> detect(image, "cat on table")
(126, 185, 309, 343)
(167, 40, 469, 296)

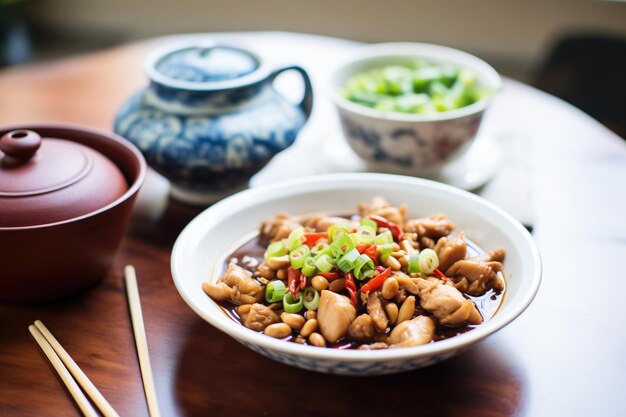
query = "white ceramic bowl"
(330, 43, 502, 175)
(171, 173, 540, 375)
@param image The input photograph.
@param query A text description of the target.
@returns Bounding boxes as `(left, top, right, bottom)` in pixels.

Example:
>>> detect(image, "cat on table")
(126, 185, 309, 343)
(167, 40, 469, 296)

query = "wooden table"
(1, 32, 625, 417)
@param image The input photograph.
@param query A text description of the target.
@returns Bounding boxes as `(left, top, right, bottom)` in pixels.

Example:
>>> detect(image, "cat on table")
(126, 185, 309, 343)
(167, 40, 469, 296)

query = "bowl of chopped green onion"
(330, 43, 501, 175)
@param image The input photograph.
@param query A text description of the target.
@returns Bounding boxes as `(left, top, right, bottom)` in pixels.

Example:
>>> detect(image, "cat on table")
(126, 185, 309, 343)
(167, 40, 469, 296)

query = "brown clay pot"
(0, 124, 146, 302)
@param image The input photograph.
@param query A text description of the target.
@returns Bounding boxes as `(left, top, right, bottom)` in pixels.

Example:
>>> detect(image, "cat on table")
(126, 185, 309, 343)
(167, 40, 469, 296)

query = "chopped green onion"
(265, 241, 286, 259)
(301, 256, 317, 277)
(348, 233, 361, 246)
(353, 254, 375, 280)
(329, 232, 355, 259)
(303, 286, 320, 310)
(314, 254, 334, 272)
(310, 241, 329, 256)
(289, 245, 310, 269)
(337, 248, 360, 273)
(378, 243, 393, 261)
(287, 227, 305, 252)
(419, 248, 439, 274)
(327, 224, 351, 242)
(265, 280, 286, 303)
(283, 292, 304, 313)
(356, 225, 376, 244)
(360, 217, 378, 232)
(408, 251, 421, 273)
(374, 230, 393, 245)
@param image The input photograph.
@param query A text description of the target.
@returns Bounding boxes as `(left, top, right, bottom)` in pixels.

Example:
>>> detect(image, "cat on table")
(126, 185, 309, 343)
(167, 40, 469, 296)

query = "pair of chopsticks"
(29, 265, 161, 417)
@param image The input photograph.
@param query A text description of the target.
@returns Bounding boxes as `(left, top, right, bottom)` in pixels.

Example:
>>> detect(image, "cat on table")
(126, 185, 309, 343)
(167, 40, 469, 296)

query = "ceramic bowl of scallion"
(329, 43, 501, 175)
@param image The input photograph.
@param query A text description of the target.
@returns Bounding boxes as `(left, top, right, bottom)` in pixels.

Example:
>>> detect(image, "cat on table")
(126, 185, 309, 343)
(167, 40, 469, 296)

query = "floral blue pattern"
(237, 339, 463, 375)
(113, 43, 312, 201)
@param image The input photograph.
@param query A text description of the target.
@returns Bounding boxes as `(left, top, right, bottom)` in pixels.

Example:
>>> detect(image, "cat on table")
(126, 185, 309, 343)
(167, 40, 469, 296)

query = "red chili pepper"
(356, 243, 371, 254)
(360, 267, 392, 293)
(303, 232, 328, 247)
(433, 268, 448, 282)
(375, 265, 386, 273)
(369, 215, 404, 242)
(364, 245, 378, 265)
(344, 272, 358, 306)
(287, 267, 300, 297)
(300, 273, 307, 290)
(318, 271, 340, 281)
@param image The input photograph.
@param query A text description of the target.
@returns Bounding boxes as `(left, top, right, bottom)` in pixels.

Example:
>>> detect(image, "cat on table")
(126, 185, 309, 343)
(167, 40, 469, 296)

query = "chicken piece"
(366, 291, 389, 332)
(388, 316, 436, 348)
(481, 247, 506, 263)
(202, 263, 263, 305)
(415, 278, 482, 326)
(259, 213, 302, 242)
(446, 259, 504, 296)
(435, 232, 467, 271)
(406, 214, 455, 240)
(348, 314, 377, 343)
(238, 303, 279, 331)
(317, 290, 357, 343)
(299, 214, 343, 232)
(393, 272, 421, 295)
(358, 196, 407, 229)
(358, 342, 389, 350)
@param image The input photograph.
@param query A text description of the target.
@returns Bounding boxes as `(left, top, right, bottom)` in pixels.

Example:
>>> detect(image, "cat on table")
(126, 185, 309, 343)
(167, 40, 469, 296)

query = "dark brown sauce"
(217, 232, 505, 349)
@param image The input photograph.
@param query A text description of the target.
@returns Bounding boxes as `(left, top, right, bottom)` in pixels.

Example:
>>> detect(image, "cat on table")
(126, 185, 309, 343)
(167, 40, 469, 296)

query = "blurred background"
(1, 0, 625, 136)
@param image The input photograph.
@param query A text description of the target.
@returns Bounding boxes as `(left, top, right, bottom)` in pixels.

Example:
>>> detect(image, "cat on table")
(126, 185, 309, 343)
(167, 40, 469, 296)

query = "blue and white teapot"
(114, 41, 313, 204)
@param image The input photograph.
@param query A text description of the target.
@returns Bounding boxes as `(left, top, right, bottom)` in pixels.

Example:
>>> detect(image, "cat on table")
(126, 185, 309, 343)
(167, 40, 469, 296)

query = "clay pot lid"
(0, 129, 129, 228)
(146, 40, 267, 90)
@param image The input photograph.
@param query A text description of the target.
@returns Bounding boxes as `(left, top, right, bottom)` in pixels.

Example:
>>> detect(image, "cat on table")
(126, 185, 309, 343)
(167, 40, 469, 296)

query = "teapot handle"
(269, 65, 313, 120)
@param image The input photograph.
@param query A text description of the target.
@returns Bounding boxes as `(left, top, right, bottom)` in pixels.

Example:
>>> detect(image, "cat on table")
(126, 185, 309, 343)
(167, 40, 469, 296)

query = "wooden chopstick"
(124, 265, 162, 417)
(28, 325, 99, 417)
(33, 320, 120, 417)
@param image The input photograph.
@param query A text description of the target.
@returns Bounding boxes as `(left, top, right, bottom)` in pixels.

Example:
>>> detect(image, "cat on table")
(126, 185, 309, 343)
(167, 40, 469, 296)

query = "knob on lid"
(0, 128, 128, 227)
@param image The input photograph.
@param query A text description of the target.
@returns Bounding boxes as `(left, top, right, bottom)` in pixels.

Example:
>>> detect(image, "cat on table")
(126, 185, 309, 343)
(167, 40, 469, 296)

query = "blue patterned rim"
(145, 40, 271, 92)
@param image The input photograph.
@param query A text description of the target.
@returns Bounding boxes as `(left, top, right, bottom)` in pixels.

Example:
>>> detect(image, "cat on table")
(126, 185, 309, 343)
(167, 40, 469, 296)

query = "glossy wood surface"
(1, 32, 624, 417)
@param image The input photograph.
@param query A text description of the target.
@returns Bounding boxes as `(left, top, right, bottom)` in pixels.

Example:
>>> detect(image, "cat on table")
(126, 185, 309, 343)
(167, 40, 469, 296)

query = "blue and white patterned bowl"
(171, 173, 541, 375)
(330, 43, 501, 176)
(114, 40, 313, 205)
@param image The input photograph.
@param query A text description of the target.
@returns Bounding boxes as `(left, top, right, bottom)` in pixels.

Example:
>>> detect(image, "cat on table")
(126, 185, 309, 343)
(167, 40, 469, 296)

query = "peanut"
(397, 296, 416, 324)
(308, 332, 326, 347)
(266, 255, 290, 270)
(381, 277, 399, 300)
(385, 303, 399, 325)
(280, 312, 306, 331)
(328, 278, 346, 292)
(300, 318, 318, 337)
(311, 275, 329, 291)
(264, 323, 292, 339)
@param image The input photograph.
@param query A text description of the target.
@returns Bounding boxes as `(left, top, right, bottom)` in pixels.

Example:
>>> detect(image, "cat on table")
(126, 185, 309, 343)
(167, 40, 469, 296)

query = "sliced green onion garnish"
(377, 243, 393, 261)
(265, 280, 286, 303)
(289, 245, 310, 269)
(287, 227, 305, 252)
(327, 224, 350, 242)
(283, 292, 304, 313)
(348, 233, 361, 246)
(353, 254, 375, 280)
(408, 251, 421, 273)
(360, 217, 378, 232)
(310, 241, 329, 256)
(374, 230, 393, 245)
(329, 232, 355, 259)
(314, 254, 334, 272)
(303, 286, 320, 310)
(337, 248, 360, 273)
(301, 256, 317, 277)
(418, 248, 439, 274)
(265, 241, 286, 259)
(356, 224, 376, 244)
